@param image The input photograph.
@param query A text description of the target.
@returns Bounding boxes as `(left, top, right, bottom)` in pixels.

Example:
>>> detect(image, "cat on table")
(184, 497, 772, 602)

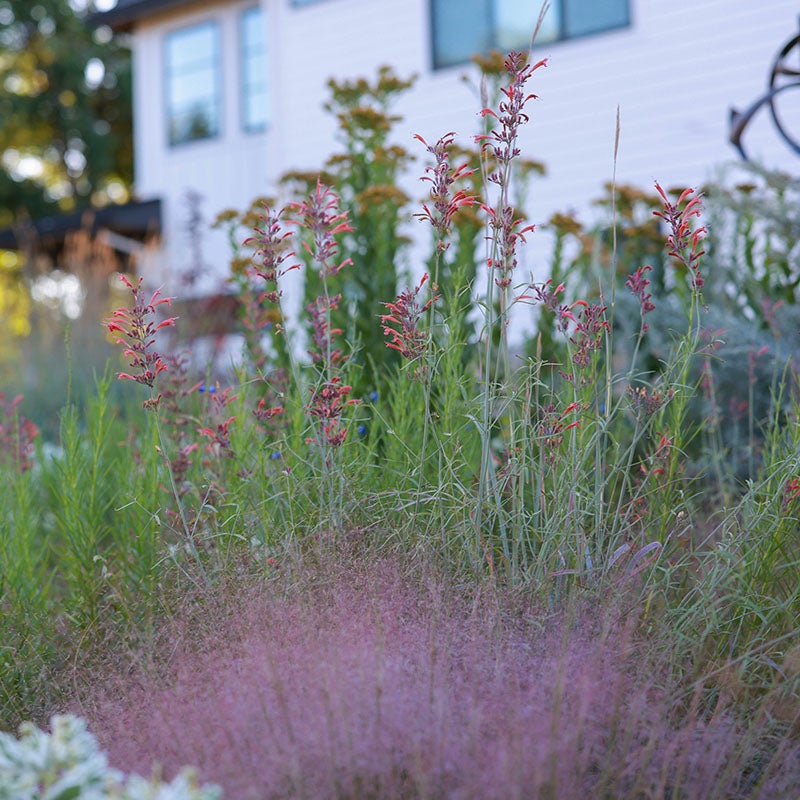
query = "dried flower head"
(626, 384, 673, 420)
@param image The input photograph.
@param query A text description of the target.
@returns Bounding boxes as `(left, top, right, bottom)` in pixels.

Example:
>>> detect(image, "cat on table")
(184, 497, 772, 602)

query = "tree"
(0, 0, 132, 228)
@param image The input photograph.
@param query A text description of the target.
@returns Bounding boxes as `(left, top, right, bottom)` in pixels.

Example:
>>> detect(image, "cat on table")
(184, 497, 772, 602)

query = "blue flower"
(369, 391, 379, 402)
(357, 424, 368, 438)
(270, 451, 282, 460)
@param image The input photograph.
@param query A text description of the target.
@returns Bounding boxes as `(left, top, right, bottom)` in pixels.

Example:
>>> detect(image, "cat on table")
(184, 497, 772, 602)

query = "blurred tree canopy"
(0, 0, 132, 228)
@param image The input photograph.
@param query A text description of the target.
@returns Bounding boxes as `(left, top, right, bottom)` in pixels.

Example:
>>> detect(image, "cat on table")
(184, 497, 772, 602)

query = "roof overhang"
(0, 198, 162, 253)
(89, 0, 200, 32)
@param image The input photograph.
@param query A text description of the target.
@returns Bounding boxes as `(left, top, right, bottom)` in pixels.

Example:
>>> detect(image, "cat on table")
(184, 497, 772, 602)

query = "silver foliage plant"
(0, 714, 221, 800)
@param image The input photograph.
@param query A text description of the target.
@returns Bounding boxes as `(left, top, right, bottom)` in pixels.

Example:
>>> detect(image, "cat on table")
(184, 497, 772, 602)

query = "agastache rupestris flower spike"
(380, 273, 438, 376)
(413, 132, 476, 252)
(106, 275, 177, 404)
(653, 183, 707, 292)
(292, 180, 353, 278)
(476, 51, 547, 176)
(626, 265, 656, 333)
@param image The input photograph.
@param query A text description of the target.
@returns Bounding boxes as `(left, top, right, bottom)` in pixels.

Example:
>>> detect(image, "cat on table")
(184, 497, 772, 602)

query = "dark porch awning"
(0, 198, 162, 253)
(89, 0, 215, 32)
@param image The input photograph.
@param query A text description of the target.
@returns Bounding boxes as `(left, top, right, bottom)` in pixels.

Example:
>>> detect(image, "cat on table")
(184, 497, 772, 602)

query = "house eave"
(89, 0, 200, 32)
(0, 198, 162, 254)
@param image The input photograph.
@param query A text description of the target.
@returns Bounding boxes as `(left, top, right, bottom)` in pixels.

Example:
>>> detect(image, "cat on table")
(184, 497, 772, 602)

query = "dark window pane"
(431, 0, 492, 68)
(431, 0, 630, 69)
(564, 0, 629, 38)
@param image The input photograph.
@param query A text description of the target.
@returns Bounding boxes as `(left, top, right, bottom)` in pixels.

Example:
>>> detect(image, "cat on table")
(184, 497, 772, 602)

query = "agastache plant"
(292, 181, 359, 526)
(654, 183, 707, 294)
(105, 275, 177, 407)
(293, 179, 353, 280)
(106, 275, 208, 576)
(472, 50, 546, 551)
(477, 51, 544, 363)
(414, 132, 476, 254)
(381, 273, 437, 379)
(293, 181, 353, 381)
(242, 203, 299, 373)
(625, 265, 656, 334)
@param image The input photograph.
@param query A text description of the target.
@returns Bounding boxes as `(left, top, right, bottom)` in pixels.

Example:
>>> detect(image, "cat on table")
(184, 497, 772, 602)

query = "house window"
(165, 21, 221, 146)
(431, 0, 630, 69)
(240, 7, 269, 132)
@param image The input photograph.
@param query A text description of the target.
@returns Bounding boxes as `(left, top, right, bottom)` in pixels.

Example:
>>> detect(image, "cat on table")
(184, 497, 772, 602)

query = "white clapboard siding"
(128, 0, 800, 306)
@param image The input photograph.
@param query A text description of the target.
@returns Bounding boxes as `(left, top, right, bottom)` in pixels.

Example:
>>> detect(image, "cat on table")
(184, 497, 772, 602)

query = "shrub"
(0, 714, 220, 800)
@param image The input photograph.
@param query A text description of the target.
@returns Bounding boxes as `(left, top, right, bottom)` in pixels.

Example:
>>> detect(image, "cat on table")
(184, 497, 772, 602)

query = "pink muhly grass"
(75, 558, 800, 800)
(105, 275, 177, 406)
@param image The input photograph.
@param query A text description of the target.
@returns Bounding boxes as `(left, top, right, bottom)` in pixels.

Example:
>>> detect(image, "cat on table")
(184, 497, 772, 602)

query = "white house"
(95, 0, 800, 296)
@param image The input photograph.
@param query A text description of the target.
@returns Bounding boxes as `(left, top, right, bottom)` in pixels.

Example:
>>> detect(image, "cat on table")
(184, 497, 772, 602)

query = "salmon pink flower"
(414, 132, 476, 252)
(380, 273, 437, 374)
(626, 265, 656, 333)
(291, 180, 353, 279)
(653, 183, 706, 292)
(307, 377, 359, 448)
(475, 51, 546, 173)
(105, 275, 177, 403)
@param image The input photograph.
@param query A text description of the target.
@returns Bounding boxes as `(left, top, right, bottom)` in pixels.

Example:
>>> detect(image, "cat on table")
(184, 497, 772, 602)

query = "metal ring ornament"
(730, 22, 800, 160)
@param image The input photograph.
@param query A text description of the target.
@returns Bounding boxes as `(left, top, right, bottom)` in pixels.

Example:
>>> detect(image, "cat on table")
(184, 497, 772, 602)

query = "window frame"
(429, 0, 631, 70)
(164, 19, 222, 147)
(239, 5, 269, 134)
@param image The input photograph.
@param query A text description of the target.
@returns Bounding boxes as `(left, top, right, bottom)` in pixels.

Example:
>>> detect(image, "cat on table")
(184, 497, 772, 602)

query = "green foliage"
(1, 52, 800, 786)
(282, 66, 417, 397)
(706, 162, 800, 310)
(0, 0, 132, 224)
